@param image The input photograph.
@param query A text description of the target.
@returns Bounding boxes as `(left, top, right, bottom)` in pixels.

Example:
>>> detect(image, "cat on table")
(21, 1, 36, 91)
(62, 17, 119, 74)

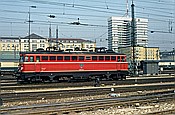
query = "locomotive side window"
(111, 56, 116, 61)
(50, 56, 56, 60)
(118, 56, 121, 62)
(122, 56, 125, 62)
(105, 56, 110, 61)
(30, 56, 34, 62)
(86, 56, 91, 60)
(92, 56, 97, 61)
(36, 56, 40, 62)
(99, 56, 104, 61)
(57, 56, 63, 60)
(64, 56, 70, 60)
(24, 56, 29, 62)
(79, 56, 84, 61)
(42, 56, 48, 61)
(72, 56, 77, 61)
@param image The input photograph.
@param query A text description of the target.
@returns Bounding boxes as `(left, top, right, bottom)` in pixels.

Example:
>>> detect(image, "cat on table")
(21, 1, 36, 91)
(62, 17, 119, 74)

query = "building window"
(24, 40, 28, 42)
(40, 40, 45, 43)
(24, 44, 28, 47)
(32, 44, 37, 50)
(40, 44, 45, 47)
(32, 40, 37, 43)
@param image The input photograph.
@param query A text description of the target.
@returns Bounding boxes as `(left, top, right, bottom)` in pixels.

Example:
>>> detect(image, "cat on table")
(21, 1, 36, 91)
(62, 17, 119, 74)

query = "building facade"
(118, 46, 159, 62)
(108, 17, 148, 52)
(50, 38, 96, 52)
(0, 33, 96, 52)
(118, 46, 159, 73)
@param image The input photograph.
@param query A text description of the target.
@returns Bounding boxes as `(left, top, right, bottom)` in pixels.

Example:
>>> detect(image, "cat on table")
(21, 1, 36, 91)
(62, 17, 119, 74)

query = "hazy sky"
(0, 0, 174, 51)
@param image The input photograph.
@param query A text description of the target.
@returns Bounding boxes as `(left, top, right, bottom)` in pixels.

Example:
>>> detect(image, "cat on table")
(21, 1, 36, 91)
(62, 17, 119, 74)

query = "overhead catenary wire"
(0, 0, 174, 46)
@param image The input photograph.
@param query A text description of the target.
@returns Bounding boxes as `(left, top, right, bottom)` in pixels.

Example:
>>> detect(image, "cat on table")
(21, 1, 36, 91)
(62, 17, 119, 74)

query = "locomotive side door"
(35, 56, 41, 72)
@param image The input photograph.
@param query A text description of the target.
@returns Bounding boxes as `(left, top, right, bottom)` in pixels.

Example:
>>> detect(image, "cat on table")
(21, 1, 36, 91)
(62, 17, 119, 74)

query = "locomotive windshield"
(19, 55, 24, 62)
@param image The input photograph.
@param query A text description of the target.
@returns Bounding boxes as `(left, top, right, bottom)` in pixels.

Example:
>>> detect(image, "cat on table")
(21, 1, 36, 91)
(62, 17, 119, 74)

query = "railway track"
(145, 109, 175, 115)
(1, 75, 174, 90)
(1, 82, 175, 103)
(1, 91, 174, 115)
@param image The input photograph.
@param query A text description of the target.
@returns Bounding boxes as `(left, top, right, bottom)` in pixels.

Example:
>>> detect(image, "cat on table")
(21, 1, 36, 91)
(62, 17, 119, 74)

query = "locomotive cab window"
(42, 56, 48, 61)
(24, 56, 29, 62)
(36, 56, 40, 62)
(30, 56, 34, 62)
(20, 56, 24, 62)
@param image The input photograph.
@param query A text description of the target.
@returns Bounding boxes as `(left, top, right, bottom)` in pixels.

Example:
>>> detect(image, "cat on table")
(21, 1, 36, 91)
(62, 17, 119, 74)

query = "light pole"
(173, 48, 175, 76)
(28, 5, 36, 51)
(48, 15, 56, 47)
(131, 1, 136, 76)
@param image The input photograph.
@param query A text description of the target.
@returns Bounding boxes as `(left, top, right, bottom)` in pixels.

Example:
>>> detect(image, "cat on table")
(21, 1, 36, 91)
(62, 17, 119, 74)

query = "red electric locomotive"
(15, 48, 128, 82)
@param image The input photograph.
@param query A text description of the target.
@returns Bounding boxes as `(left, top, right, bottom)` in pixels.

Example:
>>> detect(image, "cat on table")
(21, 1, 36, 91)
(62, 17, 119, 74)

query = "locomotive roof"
(20, 51, 126, 55)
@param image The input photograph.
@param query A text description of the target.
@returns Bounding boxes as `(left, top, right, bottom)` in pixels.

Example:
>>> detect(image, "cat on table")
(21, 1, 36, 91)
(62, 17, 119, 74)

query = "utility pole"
(173, 48, 175, 77)
(49, 22, 51, 47)
(28, 6, 36, 51)
(126, 0, 129, 17)
(56, 25, 59, 49)
(48, 15, 56, 47)
(131, 1, 136, 76)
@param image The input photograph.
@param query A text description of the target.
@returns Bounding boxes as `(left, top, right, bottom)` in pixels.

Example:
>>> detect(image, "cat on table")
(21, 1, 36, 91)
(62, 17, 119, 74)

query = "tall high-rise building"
(108, 17, 148, 52)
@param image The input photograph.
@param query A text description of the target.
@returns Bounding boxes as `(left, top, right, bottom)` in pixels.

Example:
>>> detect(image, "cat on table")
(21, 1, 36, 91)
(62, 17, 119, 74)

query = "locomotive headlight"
(21, 67, 23, 71)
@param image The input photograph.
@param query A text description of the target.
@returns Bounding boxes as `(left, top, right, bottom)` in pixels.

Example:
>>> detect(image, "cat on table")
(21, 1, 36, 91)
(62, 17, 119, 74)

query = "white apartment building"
(49, 38, 96, 52)
(108, 17, 148, 52)
(0, 33, 96, 53)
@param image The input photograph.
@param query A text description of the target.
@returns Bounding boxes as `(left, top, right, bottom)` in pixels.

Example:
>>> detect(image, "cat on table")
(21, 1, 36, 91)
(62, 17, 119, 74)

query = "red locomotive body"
(16, 49, 128, 82)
